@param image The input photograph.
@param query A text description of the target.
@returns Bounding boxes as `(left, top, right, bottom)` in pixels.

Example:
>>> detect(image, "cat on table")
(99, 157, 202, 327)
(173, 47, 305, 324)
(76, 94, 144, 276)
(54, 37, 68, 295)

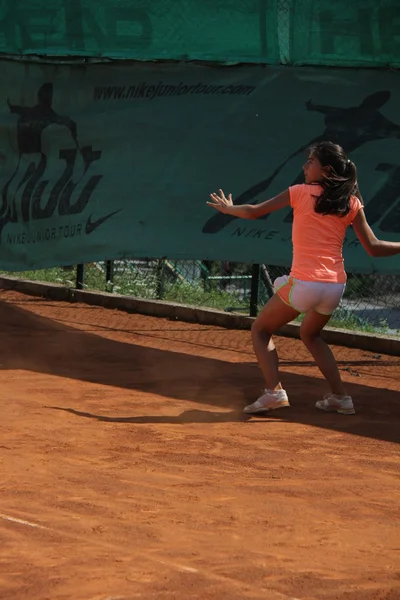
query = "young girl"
(207, 141, 400, 415)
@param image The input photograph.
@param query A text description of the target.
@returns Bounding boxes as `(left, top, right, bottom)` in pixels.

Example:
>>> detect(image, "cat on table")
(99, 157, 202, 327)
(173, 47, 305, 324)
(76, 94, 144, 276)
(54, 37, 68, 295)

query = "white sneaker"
(244, 389, 290, 414)
(315, 394, 355, 415)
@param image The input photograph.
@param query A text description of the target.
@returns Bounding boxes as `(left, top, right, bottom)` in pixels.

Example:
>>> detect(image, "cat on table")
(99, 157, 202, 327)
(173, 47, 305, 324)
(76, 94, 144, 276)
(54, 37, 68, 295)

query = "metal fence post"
(156, 259, 166, 300)
(106, 260, 114, 289)
(261, 264, 275, 299)
(250, 263, 260, 317)
(76, 264, 85, 290)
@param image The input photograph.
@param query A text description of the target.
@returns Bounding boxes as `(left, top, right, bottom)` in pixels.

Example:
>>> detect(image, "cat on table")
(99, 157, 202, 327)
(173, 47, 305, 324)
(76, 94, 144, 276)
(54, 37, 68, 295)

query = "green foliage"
(1, 263, 398, 337)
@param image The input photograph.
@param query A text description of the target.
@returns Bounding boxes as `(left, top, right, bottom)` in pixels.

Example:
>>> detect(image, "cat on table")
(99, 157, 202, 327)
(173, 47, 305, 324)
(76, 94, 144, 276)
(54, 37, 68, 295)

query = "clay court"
(0, 289, 399, 600)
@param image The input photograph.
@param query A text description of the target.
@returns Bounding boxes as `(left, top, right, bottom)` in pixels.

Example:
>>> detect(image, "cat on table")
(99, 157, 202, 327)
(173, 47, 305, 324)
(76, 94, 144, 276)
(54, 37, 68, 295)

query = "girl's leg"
(251, 294, 300, 390)
(299, 310, 347, 395)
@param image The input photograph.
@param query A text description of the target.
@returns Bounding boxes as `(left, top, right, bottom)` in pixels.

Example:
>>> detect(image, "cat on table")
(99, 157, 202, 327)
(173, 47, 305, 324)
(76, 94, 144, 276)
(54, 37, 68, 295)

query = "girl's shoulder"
(350, 194, 364, 210)
(289, 183, 322, 207)
(290, 183, 322, 193)
(345, 195, 364, 225)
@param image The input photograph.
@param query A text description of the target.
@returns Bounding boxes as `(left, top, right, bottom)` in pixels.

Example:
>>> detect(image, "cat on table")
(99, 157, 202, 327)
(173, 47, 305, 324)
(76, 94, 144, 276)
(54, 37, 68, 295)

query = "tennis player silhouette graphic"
(2, 83, 80, 223)
(0, 82, 119, 242)
(203, 91, 400, 233)
(8, 82, 79, 155)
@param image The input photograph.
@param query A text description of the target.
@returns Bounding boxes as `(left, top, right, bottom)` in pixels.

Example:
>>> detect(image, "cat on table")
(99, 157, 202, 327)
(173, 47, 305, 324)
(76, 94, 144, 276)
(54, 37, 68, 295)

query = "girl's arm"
(352, 209, 400, 257)
(207, 189, 290, 219)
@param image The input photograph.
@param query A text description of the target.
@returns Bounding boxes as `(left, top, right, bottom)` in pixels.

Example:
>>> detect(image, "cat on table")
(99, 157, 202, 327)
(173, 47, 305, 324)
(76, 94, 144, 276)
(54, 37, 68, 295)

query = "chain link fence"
(277, 0, 291, 64)
(3, 260, 399, 337)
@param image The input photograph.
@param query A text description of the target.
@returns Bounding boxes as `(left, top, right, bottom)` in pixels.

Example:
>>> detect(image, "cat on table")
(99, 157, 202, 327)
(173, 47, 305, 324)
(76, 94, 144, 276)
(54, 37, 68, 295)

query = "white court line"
(88, 596, 128, 600)
(0, 512, 300, 600)
(0, 512, 198, 576)
(0, 512, 48, 529)
(152, 558, 198, 573)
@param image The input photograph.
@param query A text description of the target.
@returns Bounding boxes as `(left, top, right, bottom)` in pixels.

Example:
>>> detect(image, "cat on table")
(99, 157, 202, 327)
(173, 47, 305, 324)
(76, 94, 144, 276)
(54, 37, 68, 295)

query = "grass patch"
(1, 264, 398, 337)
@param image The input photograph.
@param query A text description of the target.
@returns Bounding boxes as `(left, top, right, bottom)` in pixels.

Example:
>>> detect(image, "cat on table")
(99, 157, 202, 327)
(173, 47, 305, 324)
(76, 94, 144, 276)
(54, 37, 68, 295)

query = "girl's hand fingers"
(210, 194, 227, 206)
(206, 201, 223, 211)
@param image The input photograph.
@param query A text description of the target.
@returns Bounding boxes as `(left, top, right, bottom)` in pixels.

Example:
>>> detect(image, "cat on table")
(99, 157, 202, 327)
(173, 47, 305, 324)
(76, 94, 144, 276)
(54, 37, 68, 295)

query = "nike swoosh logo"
(85, 209, 121, 234)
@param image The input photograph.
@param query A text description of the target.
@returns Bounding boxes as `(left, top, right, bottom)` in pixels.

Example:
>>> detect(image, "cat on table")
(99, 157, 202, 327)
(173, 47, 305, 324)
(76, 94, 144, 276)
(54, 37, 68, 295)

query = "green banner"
(290, 0, 400, 67)
(0, 0, 279, 63)
(0, 59, 400, 274)
(0, 0, 399, 67)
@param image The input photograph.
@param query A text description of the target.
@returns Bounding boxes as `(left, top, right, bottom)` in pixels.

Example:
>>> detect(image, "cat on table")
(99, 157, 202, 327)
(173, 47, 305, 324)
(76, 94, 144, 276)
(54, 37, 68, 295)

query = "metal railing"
(4, 259, 399, 337)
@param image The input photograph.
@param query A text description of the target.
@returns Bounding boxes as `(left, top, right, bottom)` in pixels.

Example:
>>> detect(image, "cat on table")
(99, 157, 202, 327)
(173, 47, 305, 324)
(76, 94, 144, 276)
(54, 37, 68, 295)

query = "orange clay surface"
(0, 290, 399, 600)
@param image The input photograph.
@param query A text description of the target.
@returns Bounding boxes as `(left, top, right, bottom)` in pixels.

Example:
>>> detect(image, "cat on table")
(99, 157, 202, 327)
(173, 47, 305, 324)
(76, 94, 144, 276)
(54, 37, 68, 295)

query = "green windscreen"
(0, 60, 399, 274)
(0, 0, 398, 66)
(290, 0, 400, 67)
(0, 0, 279, 63)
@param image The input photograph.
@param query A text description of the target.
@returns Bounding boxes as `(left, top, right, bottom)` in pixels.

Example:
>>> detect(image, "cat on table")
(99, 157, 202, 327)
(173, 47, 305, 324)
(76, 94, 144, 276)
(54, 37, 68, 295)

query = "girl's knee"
(300, 310, 330, 344)
(251, 319, 272, 338)
(300, 326, 321, 344)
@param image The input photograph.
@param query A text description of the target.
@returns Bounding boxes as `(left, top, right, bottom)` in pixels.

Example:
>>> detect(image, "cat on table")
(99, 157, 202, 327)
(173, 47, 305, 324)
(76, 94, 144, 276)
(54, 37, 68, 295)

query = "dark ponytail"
(309, 141, 358, 217)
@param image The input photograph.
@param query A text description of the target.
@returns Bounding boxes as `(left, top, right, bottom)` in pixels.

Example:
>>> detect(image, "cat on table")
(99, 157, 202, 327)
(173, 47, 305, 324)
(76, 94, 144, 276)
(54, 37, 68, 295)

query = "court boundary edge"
(0, 276, 399, 356)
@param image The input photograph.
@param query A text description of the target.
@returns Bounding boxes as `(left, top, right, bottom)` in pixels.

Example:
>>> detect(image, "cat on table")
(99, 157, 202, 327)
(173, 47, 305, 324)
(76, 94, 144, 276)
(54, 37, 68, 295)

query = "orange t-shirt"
(289, 184, 363, 283)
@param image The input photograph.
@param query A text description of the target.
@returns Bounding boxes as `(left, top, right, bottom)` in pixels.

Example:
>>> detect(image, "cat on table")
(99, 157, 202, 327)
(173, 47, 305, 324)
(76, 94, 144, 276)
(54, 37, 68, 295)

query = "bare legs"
(252, 296, 347, 396)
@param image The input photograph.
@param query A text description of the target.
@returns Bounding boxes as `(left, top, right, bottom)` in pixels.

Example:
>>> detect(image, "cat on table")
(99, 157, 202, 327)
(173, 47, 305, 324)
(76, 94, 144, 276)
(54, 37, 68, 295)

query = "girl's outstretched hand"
(207, 189, 233, 213)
